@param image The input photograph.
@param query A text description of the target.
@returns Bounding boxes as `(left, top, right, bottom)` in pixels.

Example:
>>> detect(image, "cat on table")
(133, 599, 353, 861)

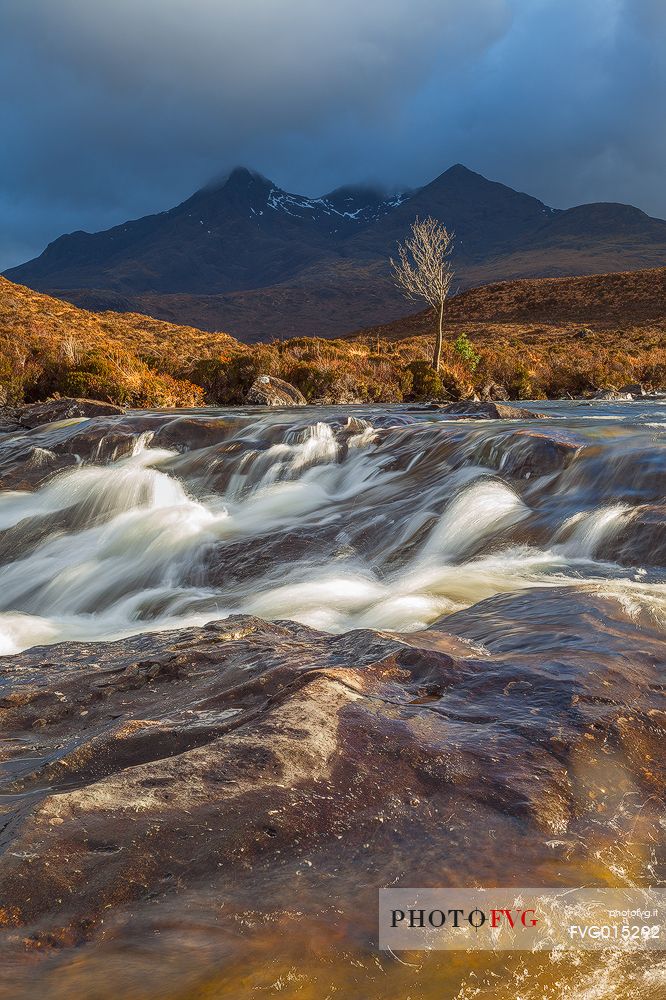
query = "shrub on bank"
(404, 360, 446, 401)
(186, 333, 665, 405)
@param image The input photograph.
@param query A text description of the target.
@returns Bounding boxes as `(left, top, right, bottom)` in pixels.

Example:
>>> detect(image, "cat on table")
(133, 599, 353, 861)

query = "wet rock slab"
(4, 397, 125, 431)
(598, 503, 666, 568)
(0, 588, 663, 979)
(473, 427, 586, 478)
(437, 401, 547, 419)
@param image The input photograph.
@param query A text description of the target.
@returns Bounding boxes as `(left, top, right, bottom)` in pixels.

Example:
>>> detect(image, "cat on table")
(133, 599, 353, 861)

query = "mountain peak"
(446, 163, 475, 175)
(224, 166, 272, 188)
(437, 163, 493, 186)
(201, 166, 274, 196)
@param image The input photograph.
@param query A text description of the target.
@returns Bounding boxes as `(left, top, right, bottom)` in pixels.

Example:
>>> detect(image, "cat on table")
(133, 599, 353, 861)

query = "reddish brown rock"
(475, 427, 585, 479)
(0, 588, 662, 991)
(439, 401, 547, 419)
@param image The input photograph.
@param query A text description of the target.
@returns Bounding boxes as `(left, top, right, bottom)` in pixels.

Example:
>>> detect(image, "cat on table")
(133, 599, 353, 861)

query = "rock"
(618, 382, 645, 396)
(590, 389, 633, 401)
(0, 589, 662, 994)
(0, 409, 21, 434)
(480, 382, 510, 402)
(596, 503, 666, 569)
(0, 414, 171, 490)
(0, 447, 79, 491)
(16, 397, 125, 429)
(547, 443, 666, 505)
(246, 375, 306, 406)
(475, 428, 585, 479)
(312, 392, 363, 405)
(151, 414, 242, 451)
(439, 401, 546, 420)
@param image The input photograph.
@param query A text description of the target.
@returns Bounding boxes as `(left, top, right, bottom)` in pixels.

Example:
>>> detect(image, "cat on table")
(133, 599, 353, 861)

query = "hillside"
(0, 277, 239, 407)
(1, 268, 664, 410)
(6, 165, 666, 342)
(354, 266, 666, 340)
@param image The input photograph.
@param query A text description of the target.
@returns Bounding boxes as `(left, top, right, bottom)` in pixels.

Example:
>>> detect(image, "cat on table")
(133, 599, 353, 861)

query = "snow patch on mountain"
(265, 187, 409, 226)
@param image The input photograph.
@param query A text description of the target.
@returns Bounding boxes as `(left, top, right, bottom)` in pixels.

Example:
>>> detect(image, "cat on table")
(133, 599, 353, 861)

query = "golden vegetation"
(1, 270, 664, 408)
(0, 277, 237, 407)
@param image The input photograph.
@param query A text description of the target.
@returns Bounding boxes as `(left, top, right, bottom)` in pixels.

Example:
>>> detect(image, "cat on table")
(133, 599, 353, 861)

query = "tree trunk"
(432, 300, 444, 372)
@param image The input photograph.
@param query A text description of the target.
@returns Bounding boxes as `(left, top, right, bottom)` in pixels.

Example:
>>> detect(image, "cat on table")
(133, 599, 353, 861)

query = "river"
(0, 400, 664, 653)
(0, 400, 664, 999)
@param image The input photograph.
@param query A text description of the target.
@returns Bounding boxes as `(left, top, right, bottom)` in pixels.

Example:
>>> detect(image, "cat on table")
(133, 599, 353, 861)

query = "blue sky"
(1, 0, 664, 269)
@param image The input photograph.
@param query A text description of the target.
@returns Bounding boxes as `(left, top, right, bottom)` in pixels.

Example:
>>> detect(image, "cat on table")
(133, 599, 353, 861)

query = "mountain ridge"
(5, 163, 666, 342)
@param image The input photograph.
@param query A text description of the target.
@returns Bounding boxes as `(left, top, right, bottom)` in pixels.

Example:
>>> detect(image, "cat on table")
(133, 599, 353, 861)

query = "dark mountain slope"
(348, 164, 559, 263)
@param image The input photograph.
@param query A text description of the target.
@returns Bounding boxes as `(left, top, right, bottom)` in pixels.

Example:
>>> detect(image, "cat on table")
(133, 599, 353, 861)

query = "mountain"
(6, 168, 407, 297)
(6, 165, 666, 342)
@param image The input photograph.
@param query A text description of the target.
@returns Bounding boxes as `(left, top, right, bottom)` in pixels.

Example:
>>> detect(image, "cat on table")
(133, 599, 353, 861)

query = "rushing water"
(0, 400, 665, 1000)
(0, 400, 664, 654)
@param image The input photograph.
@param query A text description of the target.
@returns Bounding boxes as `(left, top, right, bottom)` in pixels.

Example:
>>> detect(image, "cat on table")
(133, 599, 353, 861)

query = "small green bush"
(453, 331, 481, 371)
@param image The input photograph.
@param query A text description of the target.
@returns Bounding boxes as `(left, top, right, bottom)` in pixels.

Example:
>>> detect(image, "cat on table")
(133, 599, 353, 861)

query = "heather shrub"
(286, 362, 337, 401)
(404, 360, 447, 401)
(635, 360, 666, 389)
(190, 353, 264, 404)
(2, 274, 664, 409)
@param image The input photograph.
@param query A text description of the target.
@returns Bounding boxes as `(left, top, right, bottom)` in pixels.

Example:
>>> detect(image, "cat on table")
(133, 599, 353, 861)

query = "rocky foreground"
(0, 399, 664, 996)
(0, 587, 664, 996)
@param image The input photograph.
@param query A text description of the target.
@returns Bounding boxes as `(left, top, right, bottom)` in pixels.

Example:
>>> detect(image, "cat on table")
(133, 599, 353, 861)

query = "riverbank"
(2, 272, 664, 409)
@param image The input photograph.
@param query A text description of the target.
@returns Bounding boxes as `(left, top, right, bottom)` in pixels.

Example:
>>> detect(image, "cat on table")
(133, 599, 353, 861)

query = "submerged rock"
(246, 375, 306, 406)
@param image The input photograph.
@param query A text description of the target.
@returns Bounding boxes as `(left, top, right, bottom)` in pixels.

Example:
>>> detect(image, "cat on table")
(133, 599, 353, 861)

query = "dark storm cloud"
(0, 0, 664, 269)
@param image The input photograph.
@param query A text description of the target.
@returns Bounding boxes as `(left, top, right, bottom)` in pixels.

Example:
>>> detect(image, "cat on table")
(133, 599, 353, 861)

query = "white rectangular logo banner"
(379, 888, 666, 951)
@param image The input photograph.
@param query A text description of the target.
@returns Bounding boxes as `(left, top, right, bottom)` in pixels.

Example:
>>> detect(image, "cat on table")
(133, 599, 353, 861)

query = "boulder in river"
(14, 397, 126, 429)
(438, 400, 546, 419)
(246, 375, 306, 406)
(480, 382, 510, 402)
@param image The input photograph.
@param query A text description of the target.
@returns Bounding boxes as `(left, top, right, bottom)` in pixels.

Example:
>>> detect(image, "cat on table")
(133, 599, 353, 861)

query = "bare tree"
(391, 216, 454, 373)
